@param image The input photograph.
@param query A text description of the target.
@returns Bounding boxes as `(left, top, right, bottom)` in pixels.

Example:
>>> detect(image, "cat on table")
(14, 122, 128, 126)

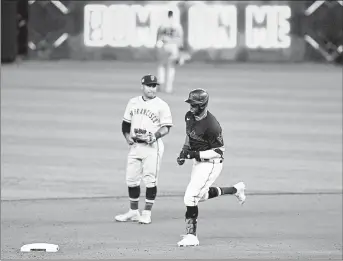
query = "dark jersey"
(185, 111, 224, 151)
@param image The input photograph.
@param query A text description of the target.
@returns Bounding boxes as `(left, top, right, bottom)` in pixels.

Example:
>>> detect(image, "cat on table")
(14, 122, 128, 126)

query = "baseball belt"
(196, 158, 223, 164)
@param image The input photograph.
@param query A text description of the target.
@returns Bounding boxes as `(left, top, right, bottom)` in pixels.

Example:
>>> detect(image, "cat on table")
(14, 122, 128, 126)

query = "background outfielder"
(155, 10, 184, 93)
(176, 88, 246, 247)
(115, 74, 173, 224)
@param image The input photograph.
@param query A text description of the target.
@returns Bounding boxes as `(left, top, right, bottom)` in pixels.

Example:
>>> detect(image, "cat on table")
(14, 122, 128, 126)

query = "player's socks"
(207, 186, 237, 199)
(220, 187, 237, 195)
(144, 199, 154, 211)
(185, 206, 198, 235)
(128, 186, 140, 210)
(185, 218, 197, 235)
(130, 198, 139, 210)
(157, 65, 165, 85)
(144, 186, 157, 210)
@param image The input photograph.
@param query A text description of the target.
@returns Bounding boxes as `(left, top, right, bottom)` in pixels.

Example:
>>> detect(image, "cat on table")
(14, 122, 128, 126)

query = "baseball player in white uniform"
(155, 10, 184, 93)
(115, 74, 173, 224)
(176, 88, 246, 247)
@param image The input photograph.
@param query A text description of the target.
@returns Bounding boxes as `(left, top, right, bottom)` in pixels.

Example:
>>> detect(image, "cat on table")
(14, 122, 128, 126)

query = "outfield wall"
(27, 0, 342, 63)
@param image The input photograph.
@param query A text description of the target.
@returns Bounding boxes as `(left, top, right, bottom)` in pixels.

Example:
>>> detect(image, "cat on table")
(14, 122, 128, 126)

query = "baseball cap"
(141, 74, 160, 86)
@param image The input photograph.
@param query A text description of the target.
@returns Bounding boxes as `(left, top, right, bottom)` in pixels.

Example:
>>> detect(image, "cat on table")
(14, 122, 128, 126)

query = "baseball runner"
(176, 88, 246, 247)
(155, 10, 184, 93)
(115, 74, 173, 224)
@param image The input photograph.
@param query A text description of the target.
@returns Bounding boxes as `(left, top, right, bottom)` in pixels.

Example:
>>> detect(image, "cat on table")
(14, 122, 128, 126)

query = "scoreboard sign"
(84, 3, 291, 50)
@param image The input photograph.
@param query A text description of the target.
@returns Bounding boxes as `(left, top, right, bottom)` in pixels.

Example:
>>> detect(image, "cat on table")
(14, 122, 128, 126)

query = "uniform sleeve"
(184, 111, 191, 122)
(207, 121, 224, 148)
(184, 112, 188, 122)
(159, 102, 173, 127)
(123, 99, 132, 123)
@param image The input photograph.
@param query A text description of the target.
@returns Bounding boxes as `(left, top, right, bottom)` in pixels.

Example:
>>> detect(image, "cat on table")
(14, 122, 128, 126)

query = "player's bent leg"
(199, 187, 220, 202)
(200, 186, 233, 202)
(199, 183, 246, 205)
(115, 185, 141, 222)
(186, 161, 223, 204)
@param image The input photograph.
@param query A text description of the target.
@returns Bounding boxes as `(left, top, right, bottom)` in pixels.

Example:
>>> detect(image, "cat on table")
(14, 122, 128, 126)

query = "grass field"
(1, 61, 342, 259)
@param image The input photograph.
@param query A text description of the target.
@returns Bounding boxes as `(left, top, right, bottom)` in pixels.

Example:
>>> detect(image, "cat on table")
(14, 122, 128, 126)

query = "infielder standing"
(115, 74, 173, 224)
(155, 10, 184, 93)
(176, 88, 246, 247)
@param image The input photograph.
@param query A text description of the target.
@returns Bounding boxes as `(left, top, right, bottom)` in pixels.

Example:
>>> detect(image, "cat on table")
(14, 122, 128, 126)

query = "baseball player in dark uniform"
(176, 88, 246, 247)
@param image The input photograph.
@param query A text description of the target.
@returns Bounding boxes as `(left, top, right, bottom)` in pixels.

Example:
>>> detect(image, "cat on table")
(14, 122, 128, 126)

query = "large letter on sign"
(188, 3, 211, 50)
(107, 5, 136, 47)
(245, 5, 291, 49)
(188, 3, 237, 50)
(212, 5, 237, 49)
(84, 5, 107, 47)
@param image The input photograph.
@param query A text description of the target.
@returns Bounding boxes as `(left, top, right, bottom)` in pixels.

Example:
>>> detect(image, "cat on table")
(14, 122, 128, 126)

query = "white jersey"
(157, 19, 183, 46)
(123, 96, 173, 138)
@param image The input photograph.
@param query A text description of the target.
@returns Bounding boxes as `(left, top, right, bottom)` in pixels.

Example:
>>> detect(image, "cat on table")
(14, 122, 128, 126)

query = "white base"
(20, 243, 59, 252)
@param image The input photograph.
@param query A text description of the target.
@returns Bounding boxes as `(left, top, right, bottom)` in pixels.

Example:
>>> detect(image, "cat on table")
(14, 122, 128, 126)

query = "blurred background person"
(155, 10, 184, 93)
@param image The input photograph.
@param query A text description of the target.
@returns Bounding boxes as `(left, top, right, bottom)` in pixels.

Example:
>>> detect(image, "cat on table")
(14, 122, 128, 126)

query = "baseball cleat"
(234, 182, 246, 205)
(138, 210, 152, 224)
(177, 234, 200, 247)
(115, 209, 141, 222)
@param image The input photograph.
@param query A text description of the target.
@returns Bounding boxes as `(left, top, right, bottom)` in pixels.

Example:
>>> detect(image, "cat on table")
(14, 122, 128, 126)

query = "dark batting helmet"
(185, 88, 209, 115)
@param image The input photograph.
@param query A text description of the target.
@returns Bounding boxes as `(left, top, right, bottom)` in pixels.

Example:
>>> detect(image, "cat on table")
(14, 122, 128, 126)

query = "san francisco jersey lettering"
(124, 96, 173, 137)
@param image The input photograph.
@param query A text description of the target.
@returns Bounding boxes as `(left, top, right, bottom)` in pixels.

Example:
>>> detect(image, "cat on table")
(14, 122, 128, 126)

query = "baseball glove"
(135, 132, 156, 144)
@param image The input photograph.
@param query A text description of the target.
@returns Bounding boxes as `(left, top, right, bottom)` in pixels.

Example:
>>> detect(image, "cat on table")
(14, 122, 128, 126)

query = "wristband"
(194, 151, 201, 161)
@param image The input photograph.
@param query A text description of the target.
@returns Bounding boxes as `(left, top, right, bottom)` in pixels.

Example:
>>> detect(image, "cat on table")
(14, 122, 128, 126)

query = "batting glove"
(177, 156, 185, 166)
(176, 149, 187, 165)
